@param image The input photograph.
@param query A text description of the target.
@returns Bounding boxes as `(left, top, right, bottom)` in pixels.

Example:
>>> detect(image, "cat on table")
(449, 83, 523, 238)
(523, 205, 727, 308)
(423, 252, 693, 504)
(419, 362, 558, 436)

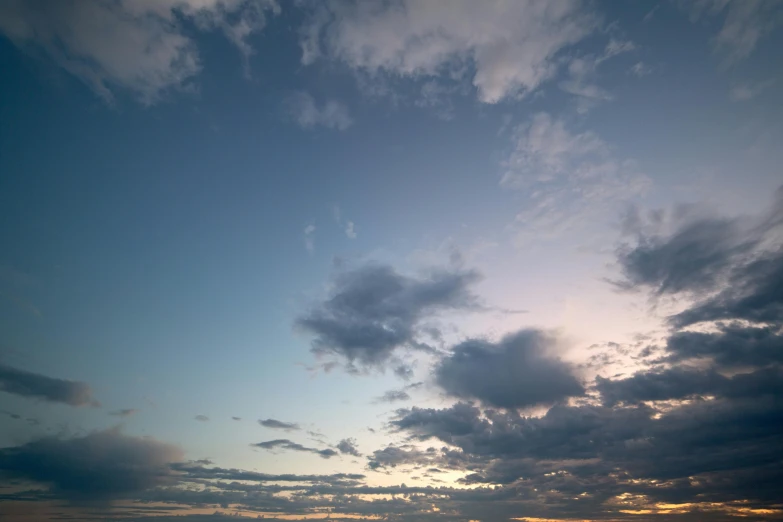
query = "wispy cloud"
(286, 91, 353, 130)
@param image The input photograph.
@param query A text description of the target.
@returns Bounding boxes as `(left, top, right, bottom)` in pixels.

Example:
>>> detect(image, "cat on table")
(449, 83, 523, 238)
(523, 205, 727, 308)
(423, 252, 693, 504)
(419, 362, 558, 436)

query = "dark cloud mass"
(252, 439, 337, 459)
(0, 363, 96, 406)
(615, 215, 749, 295)
(258, 418, 300, 431)
(4, 193, 783, 520)
(336, 438, 361, 456)
(0, 428, 183, 500)
(435, 329, 584, 408)
(295, 264, 480, 367)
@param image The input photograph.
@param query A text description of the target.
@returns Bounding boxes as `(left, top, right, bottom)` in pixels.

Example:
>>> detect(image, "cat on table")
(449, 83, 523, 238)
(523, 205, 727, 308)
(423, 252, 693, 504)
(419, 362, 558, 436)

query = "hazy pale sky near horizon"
(1, 1, 782, 521)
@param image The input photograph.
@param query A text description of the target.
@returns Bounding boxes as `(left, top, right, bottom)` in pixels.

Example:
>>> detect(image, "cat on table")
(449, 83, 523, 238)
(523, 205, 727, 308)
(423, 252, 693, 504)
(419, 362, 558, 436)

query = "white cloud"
(559, 38, 635, 113)
(630, 61, 652, 77)
(345, 221, 357, 239)
(730, 79, 775, 101)
(684, 0, 783, 64)
(0, 0, 279, 105)
(304, 224, 316, 254)
(287, 91, 353, 130)
(501, 113, 649, 241)
(300, 0, 599, 103)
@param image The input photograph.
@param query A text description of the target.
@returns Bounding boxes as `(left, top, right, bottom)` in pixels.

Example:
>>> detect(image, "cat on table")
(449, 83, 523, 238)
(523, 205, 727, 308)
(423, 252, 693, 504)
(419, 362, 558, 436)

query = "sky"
(0, 0, 782, 521)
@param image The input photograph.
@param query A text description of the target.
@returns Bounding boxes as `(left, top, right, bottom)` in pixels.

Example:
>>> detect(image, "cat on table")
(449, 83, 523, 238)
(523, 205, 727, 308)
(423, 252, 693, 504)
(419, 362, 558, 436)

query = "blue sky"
(1, 1, 782, 521)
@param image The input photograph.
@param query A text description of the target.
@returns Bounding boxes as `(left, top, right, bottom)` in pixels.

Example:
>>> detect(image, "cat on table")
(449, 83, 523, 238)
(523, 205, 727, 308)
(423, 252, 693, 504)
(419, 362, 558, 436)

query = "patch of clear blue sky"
(0, 1, 781, 469)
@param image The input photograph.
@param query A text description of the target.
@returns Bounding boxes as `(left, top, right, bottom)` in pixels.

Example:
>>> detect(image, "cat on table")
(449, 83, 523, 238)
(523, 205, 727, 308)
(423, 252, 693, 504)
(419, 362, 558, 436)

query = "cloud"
(374, 389, 411, 403)
(501, 113, 648, 240)
(286, 91, 353, 130)
(0, 363, 96, 407)
(300, 0, 599, 103)
(684, 0, 783, 64)
(109, 408, 138, 417)
(597, 366, 783, 406)
(304, 224, 316, 254)
(615, 187, 783, 327)
(730, 79, 775, 100)
(435, 330, 584, 409)
(614, 214, 750, 296)
(559, 38, 635, 113)
(630, 61, 652, 77)
(0, 0, 279, 105)
(336, 438, 361, 456)
(231, 416, 242, 421)
(295, 263, 480, 368)
(259, 418, 301, 431)
(195, 415, 209, 422)
(345, 221, 357, 239)
(0, 427, 183, 500)
(252, 439, 337, 459)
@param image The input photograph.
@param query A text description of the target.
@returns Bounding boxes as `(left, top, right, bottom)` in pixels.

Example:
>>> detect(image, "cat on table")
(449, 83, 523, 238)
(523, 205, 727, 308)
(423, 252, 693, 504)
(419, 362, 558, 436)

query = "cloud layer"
(0, 363, 96, 406)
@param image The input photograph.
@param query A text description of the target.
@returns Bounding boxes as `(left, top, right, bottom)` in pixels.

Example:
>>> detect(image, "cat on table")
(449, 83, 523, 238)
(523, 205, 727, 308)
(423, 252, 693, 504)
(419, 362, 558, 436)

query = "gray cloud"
(109, 408, 138, 417)
(615, 216, 749, 296)
(0, 362, 96, 406)
(258, 418, 300, 431)
(666, 324, 783, 368)
(231, 416, 241, 421)
(336, 438, 361, 457)
(252, 439, 337, 459)
(435, 329, 584, 409)
(374, 389, 411, 403)
(596, 366, 783, 406)
(295, 263, 480, 368)
(194, 415, 209, 422)
(0, 427, 183, 500)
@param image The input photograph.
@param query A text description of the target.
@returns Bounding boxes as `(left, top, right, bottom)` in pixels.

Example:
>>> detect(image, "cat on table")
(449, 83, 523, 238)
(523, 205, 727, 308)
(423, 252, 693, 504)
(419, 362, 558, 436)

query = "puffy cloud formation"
(295, 263, 480, 368)
(336, 438, 361, 456)
(300, 0, 598, 103)
(0, 428, 183, 500)
(0, 363, 96, 406)
(435, 329, 584, 408)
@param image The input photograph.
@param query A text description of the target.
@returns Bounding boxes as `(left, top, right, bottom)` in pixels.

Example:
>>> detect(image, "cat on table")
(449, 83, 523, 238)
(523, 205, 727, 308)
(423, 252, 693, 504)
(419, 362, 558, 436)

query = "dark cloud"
(665, 323, 783, 368)
(258, 418, 300, 431)
(672, 247, 783, 328)
(171, 463, 365, 485)
(366, 445, 433, 470)
(435, 330, 584, 408)
(295, 263, 480, 368)
(231, 416, 241, 421)
(109, 408, 138, 417)
(0, 427, 183, 500)
(194, 415, 209, 422)
(615, 215, 749, 295)
(596, 366, 783, 406)
(0, 363, 96, 406)
(336, 438, 361, 456)
(252, 439, 337, 459)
